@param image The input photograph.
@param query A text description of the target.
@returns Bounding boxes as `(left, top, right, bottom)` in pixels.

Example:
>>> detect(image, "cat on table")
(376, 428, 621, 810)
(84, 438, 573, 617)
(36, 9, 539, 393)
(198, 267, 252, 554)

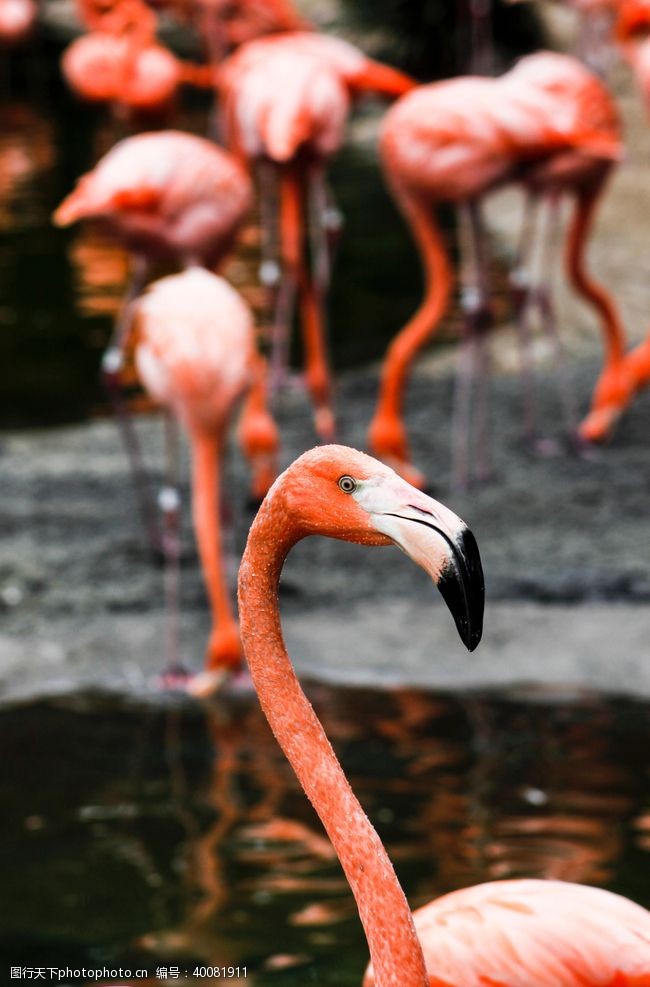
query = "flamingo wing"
(363, 880, 650, 987)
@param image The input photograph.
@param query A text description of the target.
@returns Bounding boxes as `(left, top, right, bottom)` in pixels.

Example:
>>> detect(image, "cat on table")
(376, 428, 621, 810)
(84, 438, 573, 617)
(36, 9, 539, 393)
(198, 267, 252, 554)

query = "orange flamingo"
(133, 267, 278, 690)
(63, 0, 213, 116)
(218, 32, 415, 441)
(0, 0, 36, 44)
(616, 0, 650, 111)
(238, 443, 650, 987)
(368, 51, 634, 488)
(53, 130, 255, 545)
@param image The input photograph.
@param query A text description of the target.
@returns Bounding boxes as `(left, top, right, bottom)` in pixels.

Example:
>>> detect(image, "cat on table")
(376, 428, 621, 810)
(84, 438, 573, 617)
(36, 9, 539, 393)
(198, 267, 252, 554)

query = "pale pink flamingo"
(53, 130, 256, 546)
(367, 51, 634, 488)
(238, 443, 650, 987)
(0, 0, 36, 44)
(133, 267, 278, 690)
(218, 32, 415, 442)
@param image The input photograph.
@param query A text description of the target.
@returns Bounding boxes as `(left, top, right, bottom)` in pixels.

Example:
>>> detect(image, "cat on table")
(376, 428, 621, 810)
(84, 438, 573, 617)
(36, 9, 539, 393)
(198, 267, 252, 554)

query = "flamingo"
(367, 51, 634, 488)
(237, 442, 650, 987)
(218, 32, 415, 442)
(133, 267, 278, 690)
(63, 0, 213, 115)
(53, 130, 256, 546)
(0, 0, 36, 44)
(616, 0, 650, 113)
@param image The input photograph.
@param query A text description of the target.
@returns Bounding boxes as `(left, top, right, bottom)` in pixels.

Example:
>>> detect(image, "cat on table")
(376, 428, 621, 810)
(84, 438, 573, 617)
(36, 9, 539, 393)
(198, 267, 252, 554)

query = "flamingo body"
(62, 32, 182, 111)
(135, 267, 253, 431)
(54, 131, 252, 267)
(219, 31, 414, 100)
(221, 45, 349, 163)
(0, 0, 36, 44)
(364, 879, 650, 987)
(381, 53, 621, 205)
(135, 267, 277, 678)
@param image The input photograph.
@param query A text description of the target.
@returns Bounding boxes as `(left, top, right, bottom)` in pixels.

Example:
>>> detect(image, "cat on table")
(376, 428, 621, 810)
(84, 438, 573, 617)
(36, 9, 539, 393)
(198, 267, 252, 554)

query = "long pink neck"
(238, 495, 428, 987)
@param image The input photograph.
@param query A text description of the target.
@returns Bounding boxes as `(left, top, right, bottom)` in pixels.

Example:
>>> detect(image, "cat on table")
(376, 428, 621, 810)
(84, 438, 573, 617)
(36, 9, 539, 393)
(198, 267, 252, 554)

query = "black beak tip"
(437, 526, 484, 653)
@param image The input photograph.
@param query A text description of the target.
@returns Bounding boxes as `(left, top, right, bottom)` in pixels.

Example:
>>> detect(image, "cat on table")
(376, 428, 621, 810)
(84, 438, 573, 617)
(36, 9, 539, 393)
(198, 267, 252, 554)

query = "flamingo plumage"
(238, 443, 650, 987)
(134, 267, 278, 690)
(367, 51, 633, 487)
(54, 129, 251, 270)
(0, 0, 37, 44)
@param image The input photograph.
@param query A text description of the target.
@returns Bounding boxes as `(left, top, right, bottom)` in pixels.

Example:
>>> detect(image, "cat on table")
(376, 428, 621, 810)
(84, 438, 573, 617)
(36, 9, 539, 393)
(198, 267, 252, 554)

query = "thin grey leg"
(451, 201, 494, 490)
(101, 256, 162, 554)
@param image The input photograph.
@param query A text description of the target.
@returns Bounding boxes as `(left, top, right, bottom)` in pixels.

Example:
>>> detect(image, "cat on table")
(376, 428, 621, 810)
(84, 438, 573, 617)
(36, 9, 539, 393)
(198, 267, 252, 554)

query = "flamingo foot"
(186, 666, 254, 698)
(186, 624, 245, 697)
(157, 664, 193, 690)
(577, 406, 621, 445)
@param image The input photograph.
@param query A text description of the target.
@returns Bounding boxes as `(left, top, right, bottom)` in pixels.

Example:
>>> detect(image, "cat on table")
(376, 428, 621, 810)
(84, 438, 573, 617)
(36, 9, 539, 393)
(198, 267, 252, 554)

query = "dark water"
(2, 686, 649, 986)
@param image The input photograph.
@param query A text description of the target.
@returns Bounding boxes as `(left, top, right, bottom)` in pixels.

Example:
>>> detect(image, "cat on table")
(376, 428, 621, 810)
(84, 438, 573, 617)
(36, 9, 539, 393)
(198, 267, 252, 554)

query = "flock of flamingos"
(4, 0, 650, 983)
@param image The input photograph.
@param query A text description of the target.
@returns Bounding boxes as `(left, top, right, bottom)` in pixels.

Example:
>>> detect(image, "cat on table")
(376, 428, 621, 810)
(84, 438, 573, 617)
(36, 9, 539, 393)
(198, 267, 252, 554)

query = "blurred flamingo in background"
(133, 267, 278, 691)
(368, 52, 633, 488)
(218, 31, 415, 440)
(54, 130, 254, 545)
(238, 443, 650, 987)
(617, 0, 650, 111)
(63, 0, 213, 116)
(0, 0, 36, 45)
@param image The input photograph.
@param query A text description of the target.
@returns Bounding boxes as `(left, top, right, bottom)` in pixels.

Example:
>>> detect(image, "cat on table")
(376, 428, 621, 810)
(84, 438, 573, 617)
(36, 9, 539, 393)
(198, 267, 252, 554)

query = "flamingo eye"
(338, 475, 357, 494)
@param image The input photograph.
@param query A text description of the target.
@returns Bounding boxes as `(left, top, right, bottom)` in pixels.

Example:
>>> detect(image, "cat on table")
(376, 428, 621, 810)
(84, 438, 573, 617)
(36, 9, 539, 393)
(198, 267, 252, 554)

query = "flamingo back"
(0, 0, 36, 44)
(54, 131, 252, 262)
(220, 44, 349, 162)
(363, 879, 650, 987)
(380, 53, 621, 202)
(134, 268, 254, 433)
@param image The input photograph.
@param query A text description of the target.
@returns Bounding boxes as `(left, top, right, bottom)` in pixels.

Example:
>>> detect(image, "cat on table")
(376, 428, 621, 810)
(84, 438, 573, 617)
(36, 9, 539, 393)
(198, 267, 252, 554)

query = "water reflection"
(2, 685, 646, 986)
(0, 103, 54, 231)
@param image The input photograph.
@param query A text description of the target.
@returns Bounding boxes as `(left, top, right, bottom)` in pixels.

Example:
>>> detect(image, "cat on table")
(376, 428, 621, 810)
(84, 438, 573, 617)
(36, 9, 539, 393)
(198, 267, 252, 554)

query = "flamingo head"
(276, 445, 484, 651)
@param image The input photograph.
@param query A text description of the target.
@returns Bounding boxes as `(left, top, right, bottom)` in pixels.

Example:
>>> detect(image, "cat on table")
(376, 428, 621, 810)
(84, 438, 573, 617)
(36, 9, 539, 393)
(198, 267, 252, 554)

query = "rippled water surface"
(3, 687, 649, 986)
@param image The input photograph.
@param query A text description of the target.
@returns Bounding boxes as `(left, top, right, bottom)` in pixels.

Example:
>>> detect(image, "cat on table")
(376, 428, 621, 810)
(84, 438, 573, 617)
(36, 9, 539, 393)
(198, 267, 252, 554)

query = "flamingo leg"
(510, 192, 540, 444)
(301, 164, 336, 441)
(534, 196, 580, 451)
(158, 412, 185, 686)
(237, 354, 279, 504)
(451, 200, 493, 490)
(257, 160, 282, 300)
(269, 164, 300, 397)
(101, 255, 162, 555)
(468, 0, 493, 75)
(186, 430, 242, 697)
(308, 165, 343, 296)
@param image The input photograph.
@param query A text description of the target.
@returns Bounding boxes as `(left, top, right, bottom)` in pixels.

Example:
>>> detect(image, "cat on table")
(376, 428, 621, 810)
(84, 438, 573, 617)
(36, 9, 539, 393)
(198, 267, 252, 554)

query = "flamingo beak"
(358, 481, 485, 651)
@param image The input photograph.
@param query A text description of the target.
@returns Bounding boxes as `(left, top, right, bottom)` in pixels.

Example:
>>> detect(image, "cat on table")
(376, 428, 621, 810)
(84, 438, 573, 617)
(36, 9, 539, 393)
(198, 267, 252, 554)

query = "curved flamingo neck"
(565, 179, 626, 366)
(375, 190, 453, 423)
(238, 492, 428, 987)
